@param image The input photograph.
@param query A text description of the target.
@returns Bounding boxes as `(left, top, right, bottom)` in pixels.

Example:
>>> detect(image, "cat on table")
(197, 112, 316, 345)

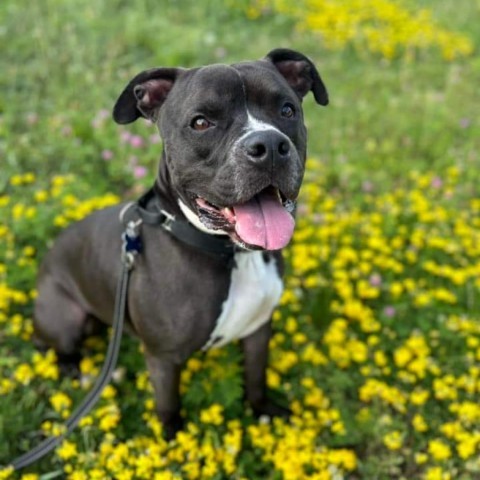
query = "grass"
(1, 0, 480, 479)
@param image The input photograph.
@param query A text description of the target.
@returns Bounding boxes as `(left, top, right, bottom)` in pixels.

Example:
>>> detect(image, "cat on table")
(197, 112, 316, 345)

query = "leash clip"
(121, 219, 143, 269)
(121, 251, 136, 269)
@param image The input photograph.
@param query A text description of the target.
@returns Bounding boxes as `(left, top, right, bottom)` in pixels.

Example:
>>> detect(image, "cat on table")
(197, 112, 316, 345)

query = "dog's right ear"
(113, 68, 183, 124)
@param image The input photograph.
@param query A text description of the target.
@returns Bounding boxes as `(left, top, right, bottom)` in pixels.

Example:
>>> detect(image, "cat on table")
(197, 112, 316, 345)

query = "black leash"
(9, 206, 145, 471)
(8, 186, 236, 471)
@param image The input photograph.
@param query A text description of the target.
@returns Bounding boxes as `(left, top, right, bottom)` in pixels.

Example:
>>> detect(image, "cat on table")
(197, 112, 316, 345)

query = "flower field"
(242, 0, 473, 61)
(1, 0, 479, 479)
(1, 167, 480, 479)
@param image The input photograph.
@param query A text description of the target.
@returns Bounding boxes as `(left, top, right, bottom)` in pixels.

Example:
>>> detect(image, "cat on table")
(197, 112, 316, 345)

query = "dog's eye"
(191, 116, 212, 131)
(281, 103, 295, 119)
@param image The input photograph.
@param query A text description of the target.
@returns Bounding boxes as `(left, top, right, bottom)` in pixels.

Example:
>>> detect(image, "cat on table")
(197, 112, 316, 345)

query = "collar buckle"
(160, 209, 175, 231)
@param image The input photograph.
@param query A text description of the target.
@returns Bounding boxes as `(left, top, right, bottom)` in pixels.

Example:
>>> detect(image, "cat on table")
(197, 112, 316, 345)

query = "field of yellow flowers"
(1, 0, 480, 479)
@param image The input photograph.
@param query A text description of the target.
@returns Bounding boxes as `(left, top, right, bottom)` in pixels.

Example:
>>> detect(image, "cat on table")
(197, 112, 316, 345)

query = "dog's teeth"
(222, 207, 236, 223)
(196, 198, 208, 208)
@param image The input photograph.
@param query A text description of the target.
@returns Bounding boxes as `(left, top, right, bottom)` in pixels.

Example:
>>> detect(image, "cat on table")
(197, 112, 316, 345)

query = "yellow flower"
(433, 377, 458, 401)
(273, 350, 299, 373)
(182, 461, 201, 479)
(457, 436, 478, 459)
(394, 347, 412, 368)
(53, 215, 69, 228)
(12, 203, 25, 220)
(96, 405, 121, 431)
(328, 448, 357, 471)
(13, 363, 34, 385)
(23, 173, 36, 183)
(347, 339, 368, 363)
(200, 404, 224, 425)
(10, 175, 24, 186)
(304, 387, 329, 409)
(301, 343, 328, 366)
(374, 350, 388, 367)
(100, 384, 117, 399)
(80, 357, 99, 377)
(415, 452, 428, 464)
(116, 471, 134, 480)
(50, 392, 72, 414)
(428, 439, 452, 461)
(22, 245, 35, 257)
(412, 414, 428, 432)
(57, 440, 77, 460)
(67, 472, 88, 480)
(51, 175, 69, 188)
(267, 368, 281, 389)
(410, 388, 430, 405)
(0, 467, 14, 479)
(41, 421, 66, 436)
(186, 357, 203, 372)
(78, 415, 93, 428)
(414, 292, 431, 308)
(285, 316, 298, 333)
(293, 332, 307, 344)
(424, 466, 451, 480)
(359, 379, 407, 412)
(34, 190, 49, 202)
(0, 379, 14, 395)
(32, 349, 59, 380)
(452, 401, 480, 424)
(383, 431, 403, 450)
(87, 469, 106, 480)
(201, 459, 218, 477)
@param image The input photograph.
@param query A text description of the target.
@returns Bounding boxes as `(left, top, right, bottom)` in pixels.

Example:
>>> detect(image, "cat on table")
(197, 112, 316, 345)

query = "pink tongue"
(232, 190, 295, 250)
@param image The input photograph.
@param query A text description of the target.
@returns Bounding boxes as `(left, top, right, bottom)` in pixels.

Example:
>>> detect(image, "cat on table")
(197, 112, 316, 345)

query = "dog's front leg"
(242, 321, 291, 418)
(144, 352, 184, 440)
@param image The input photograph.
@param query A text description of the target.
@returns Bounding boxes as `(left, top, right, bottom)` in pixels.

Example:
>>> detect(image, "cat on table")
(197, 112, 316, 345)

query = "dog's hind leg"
(33, 275, 88, 373)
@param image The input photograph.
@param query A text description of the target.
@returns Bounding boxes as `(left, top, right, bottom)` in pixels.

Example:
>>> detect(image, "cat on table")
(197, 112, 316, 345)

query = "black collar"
(135, 187, 236, 259)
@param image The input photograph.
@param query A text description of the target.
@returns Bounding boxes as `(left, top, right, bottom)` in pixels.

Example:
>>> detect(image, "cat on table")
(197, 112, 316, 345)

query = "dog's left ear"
(265, 49, 328, 106)
(113, 67, 184, 124)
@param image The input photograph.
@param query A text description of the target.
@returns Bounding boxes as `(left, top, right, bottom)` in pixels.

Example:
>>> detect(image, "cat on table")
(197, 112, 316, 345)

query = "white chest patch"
(203, 251, 283, 350)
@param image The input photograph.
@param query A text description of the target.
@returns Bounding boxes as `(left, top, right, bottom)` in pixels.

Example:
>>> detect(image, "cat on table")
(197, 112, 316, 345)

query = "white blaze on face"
(233, 111, 291, 148)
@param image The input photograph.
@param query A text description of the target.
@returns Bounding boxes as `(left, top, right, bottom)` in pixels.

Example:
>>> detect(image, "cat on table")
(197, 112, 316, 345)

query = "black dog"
(33, 49, 328, 438)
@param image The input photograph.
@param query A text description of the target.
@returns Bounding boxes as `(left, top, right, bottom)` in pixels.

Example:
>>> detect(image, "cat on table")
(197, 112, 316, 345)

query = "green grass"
(2, 0, 478, 190)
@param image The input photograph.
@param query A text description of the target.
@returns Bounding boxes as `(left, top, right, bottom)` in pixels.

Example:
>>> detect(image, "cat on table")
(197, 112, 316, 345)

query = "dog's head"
(113, 49, 328, 251)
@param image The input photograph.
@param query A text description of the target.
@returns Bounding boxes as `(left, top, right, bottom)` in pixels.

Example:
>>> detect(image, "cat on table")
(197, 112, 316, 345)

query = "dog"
(33, 48, 328, 439)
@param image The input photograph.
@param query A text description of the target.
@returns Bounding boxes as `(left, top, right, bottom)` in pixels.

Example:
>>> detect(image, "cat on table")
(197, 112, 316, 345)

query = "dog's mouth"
(194, 186, 296, 251)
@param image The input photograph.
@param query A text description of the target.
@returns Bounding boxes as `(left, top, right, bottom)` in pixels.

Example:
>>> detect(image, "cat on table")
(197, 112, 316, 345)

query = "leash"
(8, 217, 140, 471)
(8, 186, 236, 471)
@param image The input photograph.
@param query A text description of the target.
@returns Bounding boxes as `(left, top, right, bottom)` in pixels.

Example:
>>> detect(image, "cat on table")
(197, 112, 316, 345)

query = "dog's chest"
(203, 251, 283, 350)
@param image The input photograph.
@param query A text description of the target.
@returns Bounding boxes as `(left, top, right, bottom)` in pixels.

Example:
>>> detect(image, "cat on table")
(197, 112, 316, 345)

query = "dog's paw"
(251, 399, 292, 420)
(57, 352, 82, 378)
(161, 412, 184, 441)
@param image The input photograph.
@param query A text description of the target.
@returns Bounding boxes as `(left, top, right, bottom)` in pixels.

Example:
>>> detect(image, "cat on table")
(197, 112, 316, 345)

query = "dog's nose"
(243, 131, 290, 166)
